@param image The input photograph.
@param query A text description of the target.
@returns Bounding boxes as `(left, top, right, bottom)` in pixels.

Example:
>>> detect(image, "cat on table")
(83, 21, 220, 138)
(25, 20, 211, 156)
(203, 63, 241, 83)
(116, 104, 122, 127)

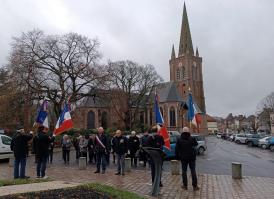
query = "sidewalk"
(1, 166, 274, 199)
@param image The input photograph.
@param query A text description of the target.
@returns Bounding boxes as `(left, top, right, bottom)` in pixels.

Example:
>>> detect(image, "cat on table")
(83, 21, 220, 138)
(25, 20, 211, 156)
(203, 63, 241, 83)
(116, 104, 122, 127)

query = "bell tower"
(169, 3, 206, 113)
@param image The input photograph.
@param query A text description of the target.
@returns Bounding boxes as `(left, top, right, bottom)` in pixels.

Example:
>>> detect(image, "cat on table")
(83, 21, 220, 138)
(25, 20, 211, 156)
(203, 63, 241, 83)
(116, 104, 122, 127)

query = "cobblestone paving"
(1, 153, 274, 198)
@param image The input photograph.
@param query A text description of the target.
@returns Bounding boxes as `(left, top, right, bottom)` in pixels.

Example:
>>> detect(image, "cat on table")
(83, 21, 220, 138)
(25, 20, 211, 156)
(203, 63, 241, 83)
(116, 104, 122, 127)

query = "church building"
(73, 3, 208, 134)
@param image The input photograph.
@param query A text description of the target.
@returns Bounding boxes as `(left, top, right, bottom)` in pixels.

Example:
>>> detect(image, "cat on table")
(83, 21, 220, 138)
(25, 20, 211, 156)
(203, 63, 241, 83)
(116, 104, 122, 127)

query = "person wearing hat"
(175, 127, 199, 191)
(128, 131, 140, 167)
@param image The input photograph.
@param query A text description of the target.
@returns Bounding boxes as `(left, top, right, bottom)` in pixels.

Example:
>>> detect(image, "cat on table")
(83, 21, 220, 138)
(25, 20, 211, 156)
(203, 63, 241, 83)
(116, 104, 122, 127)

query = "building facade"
(73, 3, 208, 134)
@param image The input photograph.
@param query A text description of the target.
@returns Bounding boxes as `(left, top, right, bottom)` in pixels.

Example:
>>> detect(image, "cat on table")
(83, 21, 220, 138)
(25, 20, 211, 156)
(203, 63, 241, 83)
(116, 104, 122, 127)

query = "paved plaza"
(1, 151, 274, 199)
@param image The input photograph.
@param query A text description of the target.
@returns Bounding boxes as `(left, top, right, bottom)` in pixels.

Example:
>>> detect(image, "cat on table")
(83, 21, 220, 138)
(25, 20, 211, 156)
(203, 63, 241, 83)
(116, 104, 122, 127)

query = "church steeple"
(178, 3, 194, 56)
(171, 44, 176, 59)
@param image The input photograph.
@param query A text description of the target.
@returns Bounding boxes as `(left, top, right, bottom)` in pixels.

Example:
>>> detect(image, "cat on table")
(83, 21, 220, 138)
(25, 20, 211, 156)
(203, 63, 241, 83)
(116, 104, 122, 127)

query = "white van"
(0, 134, 13, 160)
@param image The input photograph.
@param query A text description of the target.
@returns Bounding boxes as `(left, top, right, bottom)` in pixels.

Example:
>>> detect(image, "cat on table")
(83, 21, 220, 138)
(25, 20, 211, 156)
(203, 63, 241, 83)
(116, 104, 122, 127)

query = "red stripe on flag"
(54, 119, 73, 136)
(158, 126, 170, 150)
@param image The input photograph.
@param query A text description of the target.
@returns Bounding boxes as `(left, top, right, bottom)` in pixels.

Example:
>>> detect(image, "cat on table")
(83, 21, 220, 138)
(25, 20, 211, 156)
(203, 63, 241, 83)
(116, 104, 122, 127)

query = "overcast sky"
(1, 0, 274, 118)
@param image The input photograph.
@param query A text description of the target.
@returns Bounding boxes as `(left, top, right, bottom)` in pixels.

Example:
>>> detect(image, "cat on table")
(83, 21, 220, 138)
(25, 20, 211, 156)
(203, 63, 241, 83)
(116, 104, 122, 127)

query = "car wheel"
(261, 144, 267, 149)
(235, 140, 241, 144)
(270, 145, 274, 152)
(198, 147, 205, 155)
(247, 142, 253, 147)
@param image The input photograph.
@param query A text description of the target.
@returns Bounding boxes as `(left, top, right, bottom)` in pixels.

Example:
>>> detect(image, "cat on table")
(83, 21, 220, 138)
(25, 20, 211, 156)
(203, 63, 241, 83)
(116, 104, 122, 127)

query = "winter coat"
(94, 134, 109, 154)
(35, 131, 54, 158)
(10, 132, 33, 159)
(62, 139, 72, 151)
(79, 139, 88, 153)
(141, 135, 150, 147)
(147, 134, 165, 150)
(113, 136, 128, 155)
(175, 132, 198, 161)
(128, 136, 140, 152)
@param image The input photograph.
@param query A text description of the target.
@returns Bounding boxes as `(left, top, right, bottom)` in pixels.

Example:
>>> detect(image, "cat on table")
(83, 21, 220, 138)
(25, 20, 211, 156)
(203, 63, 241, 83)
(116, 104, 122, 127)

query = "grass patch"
(80, 183, 146, 199)
(0, 178, 51, 187)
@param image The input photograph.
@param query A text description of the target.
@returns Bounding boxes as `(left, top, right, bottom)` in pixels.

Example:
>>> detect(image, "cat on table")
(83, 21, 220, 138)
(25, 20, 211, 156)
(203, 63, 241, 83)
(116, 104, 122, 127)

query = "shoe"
(193, 186, 200, 191)
(94, 170, 100, 173)
(181, 185, 188, 190)
(115, 172, 121, 175)
(36, 176, 41, 179)
(42, 176, 49, 179)
(101, 170, 105, 174)
(159, 182, 163, 187)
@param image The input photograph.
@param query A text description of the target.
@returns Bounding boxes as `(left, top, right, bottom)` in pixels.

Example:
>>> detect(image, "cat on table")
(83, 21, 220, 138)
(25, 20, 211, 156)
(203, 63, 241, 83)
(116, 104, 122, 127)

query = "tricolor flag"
(154, 93, 171, 150)
(54, 104, 73, 136)
(187, 93, 202, 127)
(35, 100, 49, 128)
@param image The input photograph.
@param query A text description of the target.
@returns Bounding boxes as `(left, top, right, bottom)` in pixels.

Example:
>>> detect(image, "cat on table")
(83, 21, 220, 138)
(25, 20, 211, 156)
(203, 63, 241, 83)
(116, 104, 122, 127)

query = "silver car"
(235, 134, 250, 144)
(0, 134, 13, 160)
(192, 135, 207, 155)
(258, 136, 270, 149)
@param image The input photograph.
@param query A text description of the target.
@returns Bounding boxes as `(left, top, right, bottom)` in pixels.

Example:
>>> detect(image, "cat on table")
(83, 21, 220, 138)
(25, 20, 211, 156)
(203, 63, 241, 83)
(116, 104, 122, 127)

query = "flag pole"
(188, 86, 192, 130)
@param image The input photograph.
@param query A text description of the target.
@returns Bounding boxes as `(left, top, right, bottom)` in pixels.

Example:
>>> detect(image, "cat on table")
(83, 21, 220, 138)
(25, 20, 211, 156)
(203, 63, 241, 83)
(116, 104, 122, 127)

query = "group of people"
(11, 126, 54, 179)
(10, 125, 200, 191)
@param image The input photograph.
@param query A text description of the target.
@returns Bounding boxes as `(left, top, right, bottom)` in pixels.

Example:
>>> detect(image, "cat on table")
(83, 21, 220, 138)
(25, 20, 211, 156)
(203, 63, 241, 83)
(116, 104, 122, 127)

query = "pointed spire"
(196, 47, 199, 57)
(171, 44, 176, 59)
(178, 2, 194, 56)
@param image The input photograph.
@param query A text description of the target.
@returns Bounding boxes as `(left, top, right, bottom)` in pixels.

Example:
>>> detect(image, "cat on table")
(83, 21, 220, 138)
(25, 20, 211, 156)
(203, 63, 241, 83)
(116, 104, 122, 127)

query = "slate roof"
(155, 82, 184, 102)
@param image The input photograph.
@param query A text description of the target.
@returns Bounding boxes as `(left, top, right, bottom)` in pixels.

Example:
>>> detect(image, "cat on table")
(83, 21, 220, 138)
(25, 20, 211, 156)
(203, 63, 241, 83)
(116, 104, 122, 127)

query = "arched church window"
(176, 68, 180, 80)
(101, 111, 108, 129)
(169, 107, 176, 127)
(87, 110, 95, 129)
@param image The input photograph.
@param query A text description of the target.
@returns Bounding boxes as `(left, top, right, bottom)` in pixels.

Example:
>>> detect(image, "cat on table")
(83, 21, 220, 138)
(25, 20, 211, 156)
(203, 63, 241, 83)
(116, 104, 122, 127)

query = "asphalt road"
(170, 136, 274, 178)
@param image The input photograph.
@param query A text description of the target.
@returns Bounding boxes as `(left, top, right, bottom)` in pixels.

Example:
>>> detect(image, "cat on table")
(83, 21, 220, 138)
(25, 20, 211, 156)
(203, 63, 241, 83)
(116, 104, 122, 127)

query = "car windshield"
(1, 136, 12, 145)
(192, 135, 205, 141)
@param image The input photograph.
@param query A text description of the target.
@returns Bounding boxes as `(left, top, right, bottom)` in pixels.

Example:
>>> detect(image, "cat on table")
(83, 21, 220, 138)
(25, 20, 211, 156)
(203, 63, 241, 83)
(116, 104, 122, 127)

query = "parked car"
(228, 134, 236, 142)
(0, 134, 13, 160)
(163, 131, 180, 159)
(192, 135, 207, 155)
(216, 133, 222, 139)
(246, 134, 267, 147)
(258, 136, 271, 149)
(267, 136, 274, 152)
(234, 134, 250, 144)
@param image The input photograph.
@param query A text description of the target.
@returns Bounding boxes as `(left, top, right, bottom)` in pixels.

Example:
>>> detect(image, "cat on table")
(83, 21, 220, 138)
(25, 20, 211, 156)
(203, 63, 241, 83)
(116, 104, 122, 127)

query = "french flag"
(35, 100, 49, 128)
(187, 93, 202, 127)
(54, 104, 73, 136)
(155, 93, 171, 150)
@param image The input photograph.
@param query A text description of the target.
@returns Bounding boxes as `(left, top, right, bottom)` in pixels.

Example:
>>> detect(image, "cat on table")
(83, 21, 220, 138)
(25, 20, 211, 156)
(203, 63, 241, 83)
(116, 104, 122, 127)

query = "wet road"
(181, 136, 274, 177)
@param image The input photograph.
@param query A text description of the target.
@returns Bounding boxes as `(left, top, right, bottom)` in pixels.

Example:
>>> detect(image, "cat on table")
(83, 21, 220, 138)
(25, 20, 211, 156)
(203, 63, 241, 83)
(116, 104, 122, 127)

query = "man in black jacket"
(128, 131, 140, 167)
(94, 127, 109, 174)
(35, 126, 54, 179)
(10, 129, 33, 179)
(175, 127, 199, 191)
(113, 130, 128, 175)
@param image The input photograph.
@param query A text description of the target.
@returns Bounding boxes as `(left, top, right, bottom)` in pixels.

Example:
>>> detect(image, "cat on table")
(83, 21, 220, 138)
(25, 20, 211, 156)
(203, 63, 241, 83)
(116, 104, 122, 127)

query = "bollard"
(125, 158, 131, 172)
(79, 157, 87, 170)
(232, 162, 242, 179)
(171, 160, 180, 175)
(9, 156, 14, 167)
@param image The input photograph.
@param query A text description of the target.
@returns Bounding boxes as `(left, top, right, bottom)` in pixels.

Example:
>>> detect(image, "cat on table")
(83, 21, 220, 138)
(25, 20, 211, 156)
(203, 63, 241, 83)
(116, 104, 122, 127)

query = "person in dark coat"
(35, 126, 55, 179)
(147, 130, 165, 187)
(140, 131, 150, 167)
(10, 129, 33, 179)
(113, 130, 128, 175)
(61, 134, 72, 164)
(72, 133, 80, 160)
(175, 127, 199, 191)
(94, 127, 109, 174)
(128, 131, 140, 167)
(48, 132, 54, 164)
(88, 134, 96, 164)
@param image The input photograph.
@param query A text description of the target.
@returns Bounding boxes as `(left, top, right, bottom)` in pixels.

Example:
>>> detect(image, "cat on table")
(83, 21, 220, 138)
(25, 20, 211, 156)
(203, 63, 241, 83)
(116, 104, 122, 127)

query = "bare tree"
(108, 60, 163, 130)
(9, 29, 108, 119)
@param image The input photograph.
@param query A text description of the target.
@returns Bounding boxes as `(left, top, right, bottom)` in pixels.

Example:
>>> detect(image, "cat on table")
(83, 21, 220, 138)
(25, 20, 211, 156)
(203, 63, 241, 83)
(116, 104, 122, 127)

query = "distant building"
(206, 114, 218, 134)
